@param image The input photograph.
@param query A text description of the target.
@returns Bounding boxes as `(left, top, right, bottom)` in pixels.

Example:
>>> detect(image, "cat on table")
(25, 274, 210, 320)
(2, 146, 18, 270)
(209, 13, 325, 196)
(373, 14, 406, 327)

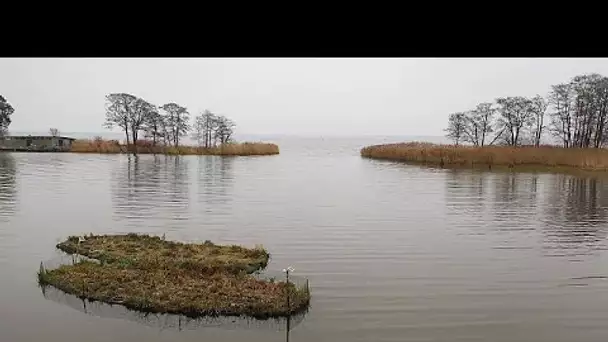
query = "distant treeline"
(103, 93, 236, 149)
(445, 73, 608, 148)
(0, 95, 14, 138)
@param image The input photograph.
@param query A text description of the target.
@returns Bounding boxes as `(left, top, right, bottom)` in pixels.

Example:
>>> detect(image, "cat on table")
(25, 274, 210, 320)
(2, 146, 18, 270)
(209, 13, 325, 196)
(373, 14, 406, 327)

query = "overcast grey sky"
(1, 58, 607, 136)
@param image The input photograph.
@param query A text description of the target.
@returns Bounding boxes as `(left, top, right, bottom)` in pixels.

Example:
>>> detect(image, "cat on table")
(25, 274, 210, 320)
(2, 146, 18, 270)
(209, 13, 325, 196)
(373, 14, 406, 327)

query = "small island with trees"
(0, 93, 279, 156)
(38, 233, 311, 319)
(362, 73, 608, 172)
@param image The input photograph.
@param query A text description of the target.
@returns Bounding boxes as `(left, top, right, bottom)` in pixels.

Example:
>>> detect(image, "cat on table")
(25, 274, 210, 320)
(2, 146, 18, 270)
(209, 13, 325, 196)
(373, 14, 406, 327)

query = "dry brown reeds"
(39, 261, 309, 319)
(38, 234, 310, 319)
(361, 142, 608, 171)
(71, 137, 124, 153)
(70, 138, 279, 156)
(56, 234, 270, 274)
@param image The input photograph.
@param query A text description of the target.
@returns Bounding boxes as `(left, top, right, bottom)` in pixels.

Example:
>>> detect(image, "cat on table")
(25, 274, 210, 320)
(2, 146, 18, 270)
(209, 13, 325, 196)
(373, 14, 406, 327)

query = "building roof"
(2, 135, 77, 141)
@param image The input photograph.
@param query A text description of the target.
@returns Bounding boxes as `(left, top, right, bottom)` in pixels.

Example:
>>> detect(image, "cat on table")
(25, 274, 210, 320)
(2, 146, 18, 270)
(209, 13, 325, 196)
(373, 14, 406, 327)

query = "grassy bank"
(70, 139, 280, 156)
(39, 234, 310, 319)
(361, 142, 608, 172)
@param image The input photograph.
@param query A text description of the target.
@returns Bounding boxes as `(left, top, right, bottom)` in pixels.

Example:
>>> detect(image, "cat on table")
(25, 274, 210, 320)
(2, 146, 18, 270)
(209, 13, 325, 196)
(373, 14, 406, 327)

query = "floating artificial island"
(38, 234, 310, 319)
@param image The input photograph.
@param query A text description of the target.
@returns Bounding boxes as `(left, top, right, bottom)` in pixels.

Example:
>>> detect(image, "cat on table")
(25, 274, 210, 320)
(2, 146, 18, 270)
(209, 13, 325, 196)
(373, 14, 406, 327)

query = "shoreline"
(1, 141, 280, 156)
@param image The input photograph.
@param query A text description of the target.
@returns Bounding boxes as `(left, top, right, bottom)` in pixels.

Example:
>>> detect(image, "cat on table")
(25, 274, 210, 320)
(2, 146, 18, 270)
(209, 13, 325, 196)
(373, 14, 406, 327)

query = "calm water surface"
(2, 137, 608, 342)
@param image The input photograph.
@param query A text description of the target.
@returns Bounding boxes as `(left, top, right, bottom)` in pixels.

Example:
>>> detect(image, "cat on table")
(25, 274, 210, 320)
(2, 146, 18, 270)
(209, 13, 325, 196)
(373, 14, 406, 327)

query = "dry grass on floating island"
(38, 234, 310, 319)
(55, 234, 270, 274)
(361, 142, 608, 173)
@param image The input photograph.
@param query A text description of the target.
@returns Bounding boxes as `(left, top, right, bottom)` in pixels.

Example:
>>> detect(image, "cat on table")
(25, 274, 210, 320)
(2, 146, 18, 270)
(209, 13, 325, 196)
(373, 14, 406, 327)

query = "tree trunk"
(206, 126, 210, 148)
(124, 126, 130, 147)
(535, 114, 543, 147)
(131, 128, 138, 155)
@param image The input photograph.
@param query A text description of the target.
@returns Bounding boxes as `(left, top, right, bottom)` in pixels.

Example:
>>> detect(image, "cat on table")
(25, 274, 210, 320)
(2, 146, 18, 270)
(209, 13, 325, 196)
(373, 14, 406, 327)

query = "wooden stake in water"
(282, 266, 295, 313)
(286, 314, 291, 342)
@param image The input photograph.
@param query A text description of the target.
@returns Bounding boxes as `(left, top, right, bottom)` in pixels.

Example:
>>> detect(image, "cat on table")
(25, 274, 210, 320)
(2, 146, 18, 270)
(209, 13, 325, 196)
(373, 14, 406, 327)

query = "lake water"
(2, 136, 608, 342)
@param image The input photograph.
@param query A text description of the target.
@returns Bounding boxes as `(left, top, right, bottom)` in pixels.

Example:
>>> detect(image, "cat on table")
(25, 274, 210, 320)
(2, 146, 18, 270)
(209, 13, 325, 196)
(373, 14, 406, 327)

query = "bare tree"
(495, 96, 534, 146)
(103, 93, 137, 146)
(194, 110, 217, 148)
(203, 110, 217, 148)
(472, 103, 495, 146)
(160, 116, 171, 146)
(192, 111, 237, 147)
(547, 75, 608, 148)
(443, 73, 608, 149)
(592, 77, 608, 148)
(445, 112, 467, 146)
(548, 83, 574, 147)
(143, 107, 164, 146)
(0, 95, 14, 138)
(215, 115, 236, 144)
(49, 128, 60, 137)
(570, 74, 608, 148)
(460, 110, 479, 146)
(160, 103, 190, 147)
(129, 97, 155, 147)
(530, 95, 547, 147)
(103, 93, 155, 151)
(461, 103, 496, 146)
(570, 74, 596, 148)
(192, 113, 205, 146)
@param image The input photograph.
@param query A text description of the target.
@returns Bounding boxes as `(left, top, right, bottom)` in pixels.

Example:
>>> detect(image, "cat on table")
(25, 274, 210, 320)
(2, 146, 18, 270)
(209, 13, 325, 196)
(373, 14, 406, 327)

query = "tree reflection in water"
(0, 153, 17, 222)
(444, 169, 608, 256)
(542, 175, 608, 257)
(111, 155, 190, 232)
(197, 155, 234, 208)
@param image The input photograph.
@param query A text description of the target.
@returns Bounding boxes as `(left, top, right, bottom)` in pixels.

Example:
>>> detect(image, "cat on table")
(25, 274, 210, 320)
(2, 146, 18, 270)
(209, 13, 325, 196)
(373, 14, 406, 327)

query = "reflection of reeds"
(361, 142, 608, 171)
(0, 153, 17, 219)
(39, 234, 311, 319)
(70, 139, 279, 156)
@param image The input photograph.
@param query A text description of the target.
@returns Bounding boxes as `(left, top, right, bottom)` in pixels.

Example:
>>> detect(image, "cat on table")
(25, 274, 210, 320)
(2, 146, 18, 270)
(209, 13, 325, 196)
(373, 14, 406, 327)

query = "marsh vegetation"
(38, 234, 310, 319)
(361, 142, 608, 172)
(363, 73, 608, 173)
(70, 138, 279, 156)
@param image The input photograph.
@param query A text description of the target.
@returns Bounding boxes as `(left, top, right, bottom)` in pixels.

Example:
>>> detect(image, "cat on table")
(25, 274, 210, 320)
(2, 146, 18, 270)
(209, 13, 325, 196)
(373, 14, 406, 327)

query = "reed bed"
(70, 139, 280, 156)
(39, 234, 310, 318)
(360, 142, 608, 171)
